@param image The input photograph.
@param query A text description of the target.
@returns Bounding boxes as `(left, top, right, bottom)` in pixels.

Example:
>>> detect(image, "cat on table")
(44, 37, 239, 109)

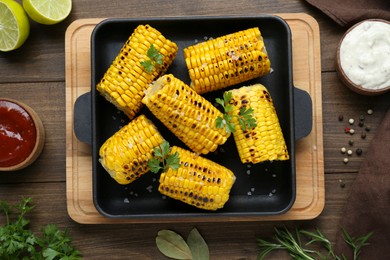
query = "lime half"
(23, 0, 72, 25)
(0, 0, 30, 52)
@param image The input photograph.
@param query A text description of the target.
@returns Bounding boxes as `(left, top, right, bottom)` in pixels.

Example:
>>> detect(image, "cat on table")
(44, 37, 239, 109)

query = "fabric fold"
(305, 0, 390, 26)
(334, 107, 390, 259)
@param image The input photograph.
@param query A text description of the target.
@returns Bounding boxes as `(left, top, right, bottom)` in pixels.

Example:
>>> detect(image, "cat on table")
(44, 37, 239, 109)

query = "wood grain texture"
(65, 14, 325, 223)
(0, 173, 355, 260)
(1, 0, 390, 259)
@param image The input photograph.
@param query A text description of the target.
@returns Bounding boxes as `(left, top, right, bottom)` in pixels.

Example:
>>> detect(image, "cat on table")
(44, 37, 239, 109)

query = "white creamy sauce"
(340, 21, 390, 90)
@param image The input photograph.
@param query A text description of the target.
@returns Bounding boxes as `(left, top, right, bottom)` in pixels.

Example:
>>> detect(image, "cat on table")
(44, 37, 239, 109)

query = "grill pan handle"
(293, 87, 312, 140)
(73, 92, 92, 144)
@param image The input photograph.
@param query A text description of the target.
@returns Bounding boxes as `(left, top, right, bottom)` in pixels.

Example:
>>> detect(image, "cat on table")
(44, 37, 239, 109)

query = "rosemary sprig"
(215, 91, 257, 134)
(257, 226, 373, 260)
(341, 228, 373, 260)
(300, 228, 338, 259)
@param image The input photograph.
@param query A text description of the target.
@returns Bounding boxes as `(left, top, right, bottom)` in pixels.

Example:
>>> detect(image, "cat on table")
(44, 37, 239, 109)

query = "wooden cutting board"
(65, 14, 324, 224)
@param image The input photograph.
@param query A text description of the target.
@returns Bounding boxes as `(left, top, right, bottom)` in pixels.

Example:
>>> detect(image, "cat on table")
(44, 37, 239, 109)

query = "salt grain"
(146, 185, 153, 193)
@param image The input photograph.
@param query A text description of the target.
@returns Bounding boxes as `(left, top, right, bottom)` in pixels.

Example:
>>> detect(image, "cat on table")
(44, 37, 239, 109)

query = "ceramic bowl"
(0, 98, 45, 171)
(336, 19, 390, 96)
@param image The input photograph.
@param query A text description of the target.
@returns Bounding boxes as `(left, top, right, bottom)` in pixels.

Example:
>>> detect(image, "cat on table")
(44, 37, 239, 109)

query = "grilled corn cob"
(229, 84, 289, 164)
(142, 74, 230, 154)
(96, 24, 178, 119)
(99, 114, 165, 185)
(158, 146, 236, 211)
(184, 27, 271, 94)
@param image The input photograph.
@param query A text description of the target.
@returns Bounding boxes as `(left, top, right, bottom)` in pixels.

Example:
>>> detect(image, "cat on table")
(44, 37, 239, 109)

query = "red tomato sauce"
(0, 100, 37, 167)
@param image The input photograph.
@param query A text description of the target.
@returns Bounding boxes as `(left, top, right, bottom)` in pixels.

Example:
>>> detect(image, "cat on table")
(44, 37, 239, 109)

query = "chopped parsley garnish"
(215, 91, 257, 133)
(140, 44, 163, 72)
(148, 141, 180, 173)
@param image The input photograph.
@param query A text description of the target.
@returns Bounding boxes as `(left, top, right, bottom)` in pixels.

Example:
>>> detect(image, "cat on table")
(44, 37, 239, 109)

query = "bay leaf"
(156, 230, 192, 259)
(187, 228, 209, 260)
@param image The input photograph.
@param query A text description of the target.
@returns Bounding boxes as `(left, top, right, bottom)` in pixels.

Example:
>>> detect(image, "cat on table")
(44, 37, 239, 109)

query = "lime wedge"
(0, 0, 30, 52)
(22, 0, 72, 25)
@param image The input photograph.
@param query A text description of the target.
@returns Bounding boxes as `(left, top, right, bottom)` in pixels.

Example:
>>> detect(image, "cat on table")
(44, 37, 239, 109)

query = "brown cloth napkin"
(305, 0, 390, 26)
(334, 107, 390, 259)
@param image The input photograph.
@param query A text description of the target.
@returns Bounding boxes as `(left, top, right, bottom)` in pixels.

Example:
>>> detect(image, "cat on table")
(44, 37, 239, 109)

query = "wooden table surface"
(1, 0, 389, 259)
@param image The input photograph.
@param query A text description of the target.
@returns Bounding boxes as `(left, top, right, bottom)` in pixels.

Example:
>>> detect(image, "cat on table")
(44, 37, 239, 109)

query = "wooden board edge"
(65, 14, 325, 223)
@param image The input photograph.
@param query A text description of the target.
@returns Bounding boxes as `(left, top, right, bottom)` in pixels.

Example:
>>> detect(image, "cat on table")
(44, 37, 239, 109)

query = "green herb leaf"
(341, 228, 373, 260)
(148, 157, 163, 174)
(257, 226, 373, 260)
(238, 107, 257, 131)
(156, 230, 192, 259)
(166, 152, 180, 171)
(187, 228, 209, 260)
(141, 44, 163, 72)
(215, 91, 256, 133)
(147, 141, 181, 173)
(160, 141, 171, 157)
(0, 198, 81, 259)
(140, 60, 154, 72)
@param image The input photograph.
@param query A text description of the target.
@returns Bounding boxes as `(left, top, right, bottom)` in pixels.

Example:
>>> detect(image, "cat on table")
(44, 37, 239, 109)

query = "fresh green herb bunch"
(0, 197, 82, 259)
(215, 91, 257, 134)
(140, 44, 163, 72)
(148, 141, 180, 173)
(257, 226, 373, 260)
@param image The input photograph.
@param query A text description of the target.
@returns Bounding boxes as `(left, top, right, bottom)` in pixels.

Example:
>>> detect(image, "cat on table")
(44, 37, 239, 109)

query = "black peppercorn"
(338, 115, 344, 121)
(356, 148, 363, 156)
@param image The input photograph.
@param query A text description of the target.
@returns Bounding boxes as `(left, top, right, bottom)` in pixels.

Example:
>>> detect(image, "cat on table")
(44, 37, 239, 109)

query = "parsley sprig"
(0, 197, 82, 259)
(140, 44, 163, 72)
(215, 91, 257, 134)
(148, 141, 180, 173)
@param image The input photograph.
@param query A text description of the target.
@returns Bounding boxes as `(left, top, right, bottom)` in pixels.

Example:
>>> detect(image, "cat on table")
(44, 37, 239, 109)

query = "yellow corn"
(184, 27, 271, 94)
(99, 114, 165, 185)
(230, 84, 289, 164)
(158, 146, 236, 211)
(142, 74, 230, 155)
(96, 24, 178, 119)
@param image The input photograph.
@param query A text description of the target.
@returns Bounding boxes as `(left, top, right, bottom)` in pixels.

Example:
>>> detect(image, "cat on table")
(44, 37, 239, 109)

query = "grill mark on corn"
(158, 146, 236, 210)
(96, 24, 178, 119)
(183, 27, 270, 94)
(98, 115, 165, 185)
(142, 74, 230, 154)
(229, 84, 289, 164)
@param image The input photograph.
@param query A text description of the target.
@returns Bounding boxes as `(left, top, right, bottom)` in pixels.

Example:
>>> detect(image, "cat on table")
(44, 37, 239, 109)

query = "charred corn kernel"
(230, 84, 289, 164)
(184, 27, 271, 94)
(142, 74, 230, 154)
(99, 114, 165, 185)
(158, 146, 236, 210)
(96, 24, 178, 119)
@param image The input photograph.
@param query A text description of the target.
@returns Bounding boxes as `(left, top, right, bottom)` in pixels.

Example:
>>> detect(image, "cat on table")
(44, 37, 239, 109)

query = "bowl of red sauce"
(0, 98, 45, 171)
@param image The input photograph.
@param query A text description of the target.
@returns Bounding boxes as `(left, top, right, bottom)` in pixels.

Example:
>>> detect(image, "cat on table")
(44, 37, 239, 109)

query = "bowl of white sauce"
(336, 19, 390, 95)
